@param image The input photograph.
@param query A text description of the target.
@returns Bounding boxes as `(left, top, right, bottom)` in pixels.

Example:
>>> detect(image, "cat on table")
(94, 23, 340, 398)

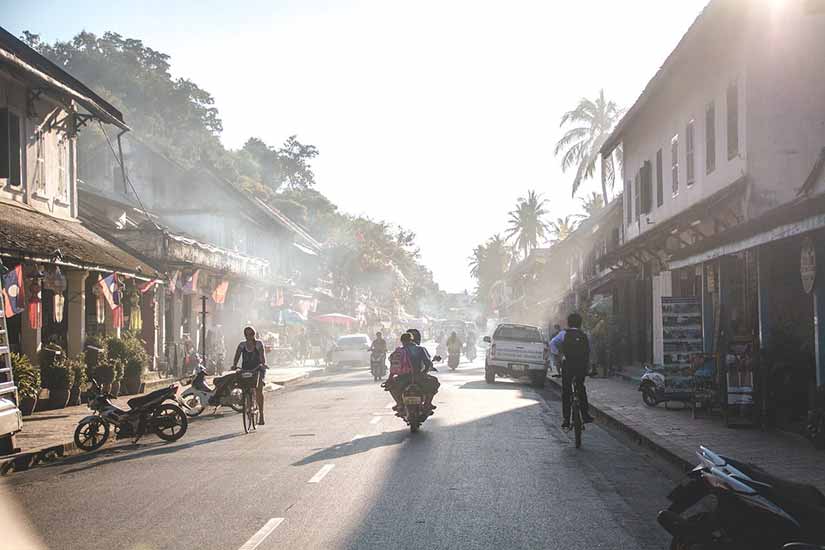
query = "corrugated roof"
(0, 200, 160, 278)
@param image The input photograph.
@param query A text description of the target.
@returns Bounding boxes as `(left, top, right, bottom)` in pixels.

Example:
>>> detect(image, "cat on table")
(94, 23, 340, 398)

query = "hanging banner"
(98, 273, 118, 309)
(139, 279, 160, 294)
(112, 305, 124, 329)
(168, 270, 180, 294)
(212, 280, 229, 304)
(28, 279, 42, 330)
(128, 290, 142, 331)
(54, 293, 65, 323)
(2, 264, 24, 317)
(183, 270, 200, 295)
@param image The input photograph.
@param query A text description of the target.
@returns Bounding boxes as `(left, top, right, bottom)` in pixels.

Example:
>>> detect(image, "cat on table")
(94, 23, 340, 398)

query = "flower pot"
(19, 396, 37, 416)
(123, 376, 141, 396)
(110, 380, 120, 397)
(48, 387, 70, 410)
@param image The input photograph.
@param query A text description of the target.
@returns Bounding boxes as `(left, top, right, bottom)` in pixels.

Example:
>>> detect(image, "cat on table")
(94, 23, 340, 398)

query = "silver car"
(330, 334, 371, 367)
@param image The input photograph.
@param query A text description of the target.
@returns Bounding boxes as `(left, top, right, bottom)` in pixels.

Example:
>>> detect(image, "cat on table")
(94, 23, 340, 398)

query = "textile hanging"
(139, 279, 159, 293)
(2, 265, 24, 317)
(112, 305, 123, 329)
(54, 293, 65, 323)
(212, 280, 229, 304)
(128, 291, 141, 331)
(98, 273, 117, 309)
(183, 270, 200, 295)
(168, 271, 179, 294)
(96, 293, 105, 324)
(27, 280, 41, 330)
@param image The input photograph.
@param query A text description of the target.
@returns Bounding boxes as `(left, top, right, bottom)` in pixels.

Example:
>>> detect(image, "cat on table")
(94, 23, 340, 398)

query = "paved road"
(2, 355, 680, 550)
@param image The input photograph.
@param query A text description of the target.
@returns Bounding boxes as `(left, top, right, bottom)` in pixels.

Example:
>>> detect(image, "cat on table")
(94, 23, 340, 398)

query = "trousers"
(561, 366, 589, 423)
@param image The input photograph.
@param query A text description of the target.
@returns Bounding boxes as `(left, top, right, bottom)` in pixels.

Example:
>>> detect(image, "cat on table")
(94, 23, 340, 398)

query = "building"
(599, 0, 825, 426)
(0, 27, 162, 366)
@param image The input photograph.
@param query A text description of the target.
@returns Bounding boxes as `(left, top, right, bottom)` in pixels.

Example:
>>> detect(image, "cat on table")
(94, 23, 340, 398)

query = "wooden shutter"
(641, 161, 652, 214)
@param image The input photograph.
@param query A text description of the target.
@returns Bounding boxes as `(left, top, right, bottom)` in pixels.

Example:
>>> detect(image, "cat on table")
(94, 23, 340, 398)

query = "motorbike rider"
(549, 312, 594, 428)
(232, 326, 268, 425)
(407, 328, 440, 413)
(369, 331, 388, 355)
(384, 331, 439, 415)
(446, 331, 463, 356)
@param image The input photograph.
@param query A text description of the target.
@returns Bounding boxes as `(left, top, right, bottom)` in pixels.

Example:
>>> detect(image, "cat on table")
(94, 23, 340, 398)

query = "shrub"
(67, 354, 88, 388)
(46, 357, 76, 390)
(10, 353, 40, 400)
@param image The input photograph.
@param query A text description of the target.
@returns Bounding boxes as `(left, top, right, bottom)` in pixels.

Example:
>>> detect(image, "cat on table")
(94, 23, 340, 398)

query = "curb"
(546, 376, 695, 472)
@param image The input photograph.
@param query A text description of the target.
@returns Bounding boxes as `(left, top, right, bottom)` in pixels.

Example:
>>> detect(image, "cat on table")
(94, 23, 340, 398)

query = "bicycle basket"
(237, 370, 259, 389)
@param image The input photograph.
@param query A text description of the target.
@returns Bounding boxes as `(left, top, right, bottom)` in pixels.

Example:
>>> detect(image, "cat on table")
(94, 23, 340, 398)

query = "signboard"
(661, 297, 704, 394)
(801, 236, 816, 294)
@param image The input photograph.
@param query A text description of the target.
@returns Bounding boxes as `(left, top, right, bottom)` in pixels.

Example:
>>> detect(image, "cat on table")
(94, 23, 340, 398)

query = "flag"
(112, 305, 123, 329)
(211, 280, 229, 304)
(28, 280, 41, 330)
(183, 270, 200, 295)
(98, 273, 117, 310)
(139, 279, 159, 293)
(2, 265, 24, 317)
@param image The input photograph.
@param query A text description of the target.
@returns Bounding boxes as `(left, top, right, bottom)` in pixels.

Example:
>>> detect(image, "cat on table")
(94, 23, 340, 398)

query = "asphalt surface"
(2, 353, 681, 550)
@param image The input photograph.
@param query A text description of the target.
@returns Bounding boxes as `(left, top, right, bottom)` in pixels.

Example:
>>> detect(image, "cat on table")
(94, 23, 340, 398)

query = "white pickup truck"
(483, 323, 549, 387)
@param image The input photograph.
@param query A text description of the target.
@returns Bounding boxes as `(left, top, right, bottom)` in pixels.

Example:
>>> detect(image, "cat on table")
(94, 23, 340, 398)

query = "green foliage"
(238, 136, 318, 192)
(469, 235, 512, 314)
(11, 353, 40, 400)
(506, 190, 551, 259)
(69, 354, 89, 389)
(104, 333, 147, 381)
(579, 192, 605, 217)
(548, 215, 583, 243)
(44, 356, 77, 391)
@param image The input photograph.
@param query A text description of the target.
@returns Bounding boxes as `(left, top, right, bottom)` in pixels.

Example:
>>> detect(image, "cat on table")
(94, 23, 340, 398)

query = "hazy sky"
(2, 0, 708, 292)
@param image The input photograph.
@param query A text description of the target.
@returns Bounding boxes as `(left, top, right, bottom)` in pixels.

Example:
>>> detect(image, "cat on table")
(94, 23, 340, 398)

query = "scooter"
(657, 446, 825, 549)
(178, 365, 243, 417)
(370, 350, 387, 381)
(73, 379, 188, 451)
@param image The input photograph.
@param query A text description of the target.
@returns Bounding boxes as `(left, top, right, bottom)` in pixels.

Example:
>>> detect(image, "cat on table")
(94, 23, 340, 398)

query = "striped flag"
(211, 280, 229, 304)
(139, 279, 159, 293)
(2, 265, 24, 317)
(98, 273, 117, 310)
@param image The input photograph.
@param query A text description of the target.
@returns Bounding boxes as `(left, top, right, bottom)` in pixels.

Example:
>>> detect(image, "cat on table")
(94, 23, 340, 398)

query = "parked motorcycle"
(178, 365, 243, 417)
(370, 351, 387, 381)
(73, 379, 188, 451)
(657, 445, 825, 549)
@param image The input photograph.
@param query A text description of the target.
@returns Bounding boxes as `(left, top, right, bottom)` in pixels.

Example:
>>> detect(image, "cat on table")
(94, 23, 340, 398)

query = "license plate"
(510, 364, 527, 371)
(403, 396, 422, 405)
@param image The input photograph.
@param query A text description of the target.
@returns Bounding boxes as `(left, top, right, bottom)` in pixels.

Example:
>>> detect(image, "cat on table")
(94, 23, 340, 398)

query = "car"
(330, 334, 371, 367)
(483, 323, 549, 387)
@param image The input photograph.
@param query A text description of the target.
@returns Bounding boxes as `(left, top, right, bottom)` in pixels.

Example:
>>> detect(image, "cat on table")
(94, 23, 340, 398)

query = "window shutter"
(0, 109, 8, 180)
(641, 161, 652, 214)
(7, 111, 20, 186)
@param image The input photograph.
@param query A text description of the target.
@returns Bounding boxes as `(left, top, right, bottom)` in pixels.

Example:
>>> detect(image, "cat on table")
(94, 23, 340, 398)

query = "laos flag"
(2, 265, 24, 317)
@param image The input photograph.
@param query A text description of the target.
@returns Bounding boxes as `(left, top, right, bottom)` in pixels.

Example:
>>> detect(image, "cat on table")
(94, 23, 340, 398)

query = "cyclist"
(549, 312, 594, 429)
(232, 325, 268, 425)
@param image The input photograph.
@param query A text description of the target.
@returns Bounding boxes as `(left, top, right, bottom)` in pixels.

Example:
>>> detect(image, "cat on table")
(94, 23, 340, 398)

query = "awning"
(0, 201, 159, 279)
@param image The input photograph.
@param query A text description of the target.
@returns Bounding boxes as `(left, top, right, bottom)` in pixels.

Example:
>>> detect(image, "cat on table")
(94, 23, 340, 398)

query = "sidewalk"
(550, 374, 825, 492)
(0, 366, 318, 474)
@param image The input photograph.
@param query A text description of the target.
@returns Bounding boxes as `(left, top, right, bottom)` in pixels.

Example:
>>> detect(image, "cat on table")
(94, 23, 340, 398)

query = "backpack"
(389, 347, 413, 376)
(561, 329, 589, 369)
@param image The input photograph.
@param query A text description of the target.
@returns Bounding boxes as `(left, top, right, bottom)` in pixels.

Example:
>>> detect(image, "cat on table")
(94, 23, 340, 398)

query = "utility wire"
(97, 121, 162, 232)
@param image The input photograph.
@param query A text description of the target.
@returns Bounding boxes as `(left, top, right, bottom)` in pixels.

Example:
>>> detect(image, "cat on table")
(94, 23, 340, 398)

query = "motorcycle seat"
(213, 372, 237, 386)
(728, 458, 825, 508)
(192, 376, 213, 392)
(127, 387, 173, 410)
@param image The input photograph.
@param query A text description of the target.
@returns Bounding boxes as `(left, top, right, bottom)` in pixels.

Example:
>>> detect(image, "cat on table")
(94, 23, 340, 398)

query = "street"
(3, 354, 679, 550)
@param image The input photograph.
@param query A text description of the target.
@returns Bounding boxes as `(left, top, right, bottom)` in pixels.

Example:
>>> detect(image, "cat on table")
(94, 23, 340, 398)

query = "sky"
(2, 0, 708, 292)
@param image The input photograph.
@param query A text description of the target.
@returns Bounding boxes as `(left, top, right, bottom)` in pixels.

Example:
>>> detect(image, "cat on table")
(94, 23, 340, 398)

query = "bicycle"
(237, 367, 262, 433)
(552, 370, 587, 448)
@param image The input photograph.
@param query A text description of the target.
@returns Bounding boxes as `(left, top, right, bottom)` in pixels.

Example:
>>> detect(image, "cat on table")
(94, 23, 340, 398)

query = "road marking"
(370, 416, 382, 425)
(385, 401, 395, 409)
(308, 464, 335, 483)
(351, 434, 364, 441)
(238, 518, 284, 550)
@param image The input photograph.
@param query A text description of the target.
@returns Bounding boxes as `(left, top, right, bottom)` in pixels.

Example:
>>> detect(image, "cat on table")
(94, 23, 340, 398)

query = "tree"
(579, 192, 604, 217)
(548, 215, 582, 242)
(468, 234, 511, 314)
(505, 190, 550, 259)
(554, 89, 623, 203)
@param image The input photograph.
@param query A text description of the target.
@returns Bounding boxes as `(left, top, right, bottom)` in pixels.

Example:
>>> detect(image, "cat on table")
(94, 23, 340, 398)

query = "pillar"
(814, 238, 825, 387)
(168, 292, 183, 376)
(66, 270, 88, 357)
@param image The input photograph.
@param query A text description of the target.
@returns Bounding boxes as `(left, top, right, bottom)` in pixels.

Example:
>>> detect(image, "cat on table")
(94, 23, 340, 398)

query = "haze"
(2, 0, 707, 292)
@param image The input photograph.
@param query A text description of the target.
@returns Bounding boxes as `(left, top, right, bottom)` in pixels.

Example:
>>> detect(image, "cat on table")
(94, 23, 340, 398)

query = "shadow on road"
(292, 430, 408, 466)
(55, 432, 244, 474)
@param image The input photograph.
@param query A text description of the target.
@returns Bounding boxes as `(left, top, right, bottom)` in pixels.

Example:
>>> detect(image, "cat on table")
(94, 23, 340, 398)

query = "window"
(33, 130, 46, 194)
(727, 81, 739, 159)
(493, 325, 543, 342)
(656, 149, 663, 207)
(57, 136, 69, 202)
(686, 120, 695, 186)
(634, 171, 641, 221)
(671, 134, 679, 195)
(706, 102, 716, 173)
(0, 109, 22, 187)
(641, 161, 652, 214)
(626, 179, 632, 226)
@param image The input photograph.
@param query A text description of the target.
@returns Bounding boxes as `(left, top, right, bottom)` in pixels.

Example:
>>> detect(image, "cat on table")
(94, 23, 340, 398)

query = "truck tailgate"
(494, 342, 544, 364)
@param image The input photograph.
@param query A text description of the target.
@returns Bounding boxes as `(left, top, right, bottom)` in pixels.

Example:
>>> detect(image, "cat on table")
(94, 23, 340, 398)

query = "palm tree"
(468, 234, 512, 313)
(505, 191, 551, 259)
(554, 89, 623, 203)
(579, 192, 604, 217)
(548, 215, 582, 242)
(468, 244, 487, 280)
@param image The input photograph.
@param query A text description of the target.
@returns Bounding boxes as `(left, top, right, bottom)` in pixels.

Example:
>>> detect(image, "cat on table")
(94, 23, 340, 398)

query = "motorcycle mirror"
(483, 336, 491, 343)
(433, 355, 442, 362)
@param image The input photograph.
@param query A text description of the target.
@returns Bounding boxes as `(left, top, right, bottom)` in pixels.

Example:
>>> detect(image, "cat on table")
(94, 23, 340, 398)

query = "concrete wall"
(0, 70, 76, 220)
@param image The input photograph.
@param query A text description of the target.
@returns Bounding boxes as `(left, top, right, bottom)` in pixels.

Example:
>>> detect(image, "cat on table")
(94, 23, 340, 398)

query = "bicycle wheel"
(572, 398, 582, 449)
(242, 389, 255, 433)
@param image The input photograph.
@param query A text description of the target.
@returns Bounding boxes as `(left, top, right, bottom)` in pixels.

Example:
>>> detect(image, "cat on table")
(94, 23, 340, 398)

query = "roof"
(0, 200, 160, 278)
(600, 1, 721, 156)
(0, 27, 127, 130)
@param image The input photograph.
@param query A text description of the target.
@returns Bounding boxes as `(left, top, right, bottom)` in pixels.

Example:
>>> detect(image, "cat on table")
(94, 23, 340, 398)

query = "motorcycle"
(398, 355, 441, 433)
(73, 379, 188, 451)
(657, 445, 825, 549)
(177, 365, 243, 417)
(370, 350, 387, 381)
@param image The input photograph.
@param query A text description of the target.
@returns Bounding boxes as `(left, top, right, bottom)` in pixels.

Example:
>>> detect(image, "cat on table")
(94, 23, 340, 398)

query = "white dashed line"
(238, 518, 284, 550)
(370, 416, 382, 425)
(351, 434, 364, 441)
(308, 464, 335, 483)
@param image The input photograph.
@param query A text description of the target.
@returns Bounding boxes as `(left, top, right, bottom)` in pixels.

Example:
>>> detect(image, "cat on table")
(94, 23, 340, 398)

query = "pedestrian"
(232, 326, 268, 425)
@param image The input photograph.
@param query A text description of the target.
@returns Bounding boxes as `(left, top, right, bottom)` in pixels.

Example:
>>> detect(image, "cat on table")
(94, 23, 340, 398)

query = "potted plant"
(44, 356, 76, 410)
(67, 354, 88, 406)
(123, 358, 144, 395)
(110, 358, 124, 397)
(11, 353, 40, 415)
(120, 332, 148, 395)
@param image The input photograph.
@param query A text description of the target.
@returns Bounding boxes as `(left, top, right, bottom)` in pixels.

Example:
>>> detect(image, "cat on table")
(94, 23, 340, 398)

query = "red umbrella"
(314, 313, 357, 327)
